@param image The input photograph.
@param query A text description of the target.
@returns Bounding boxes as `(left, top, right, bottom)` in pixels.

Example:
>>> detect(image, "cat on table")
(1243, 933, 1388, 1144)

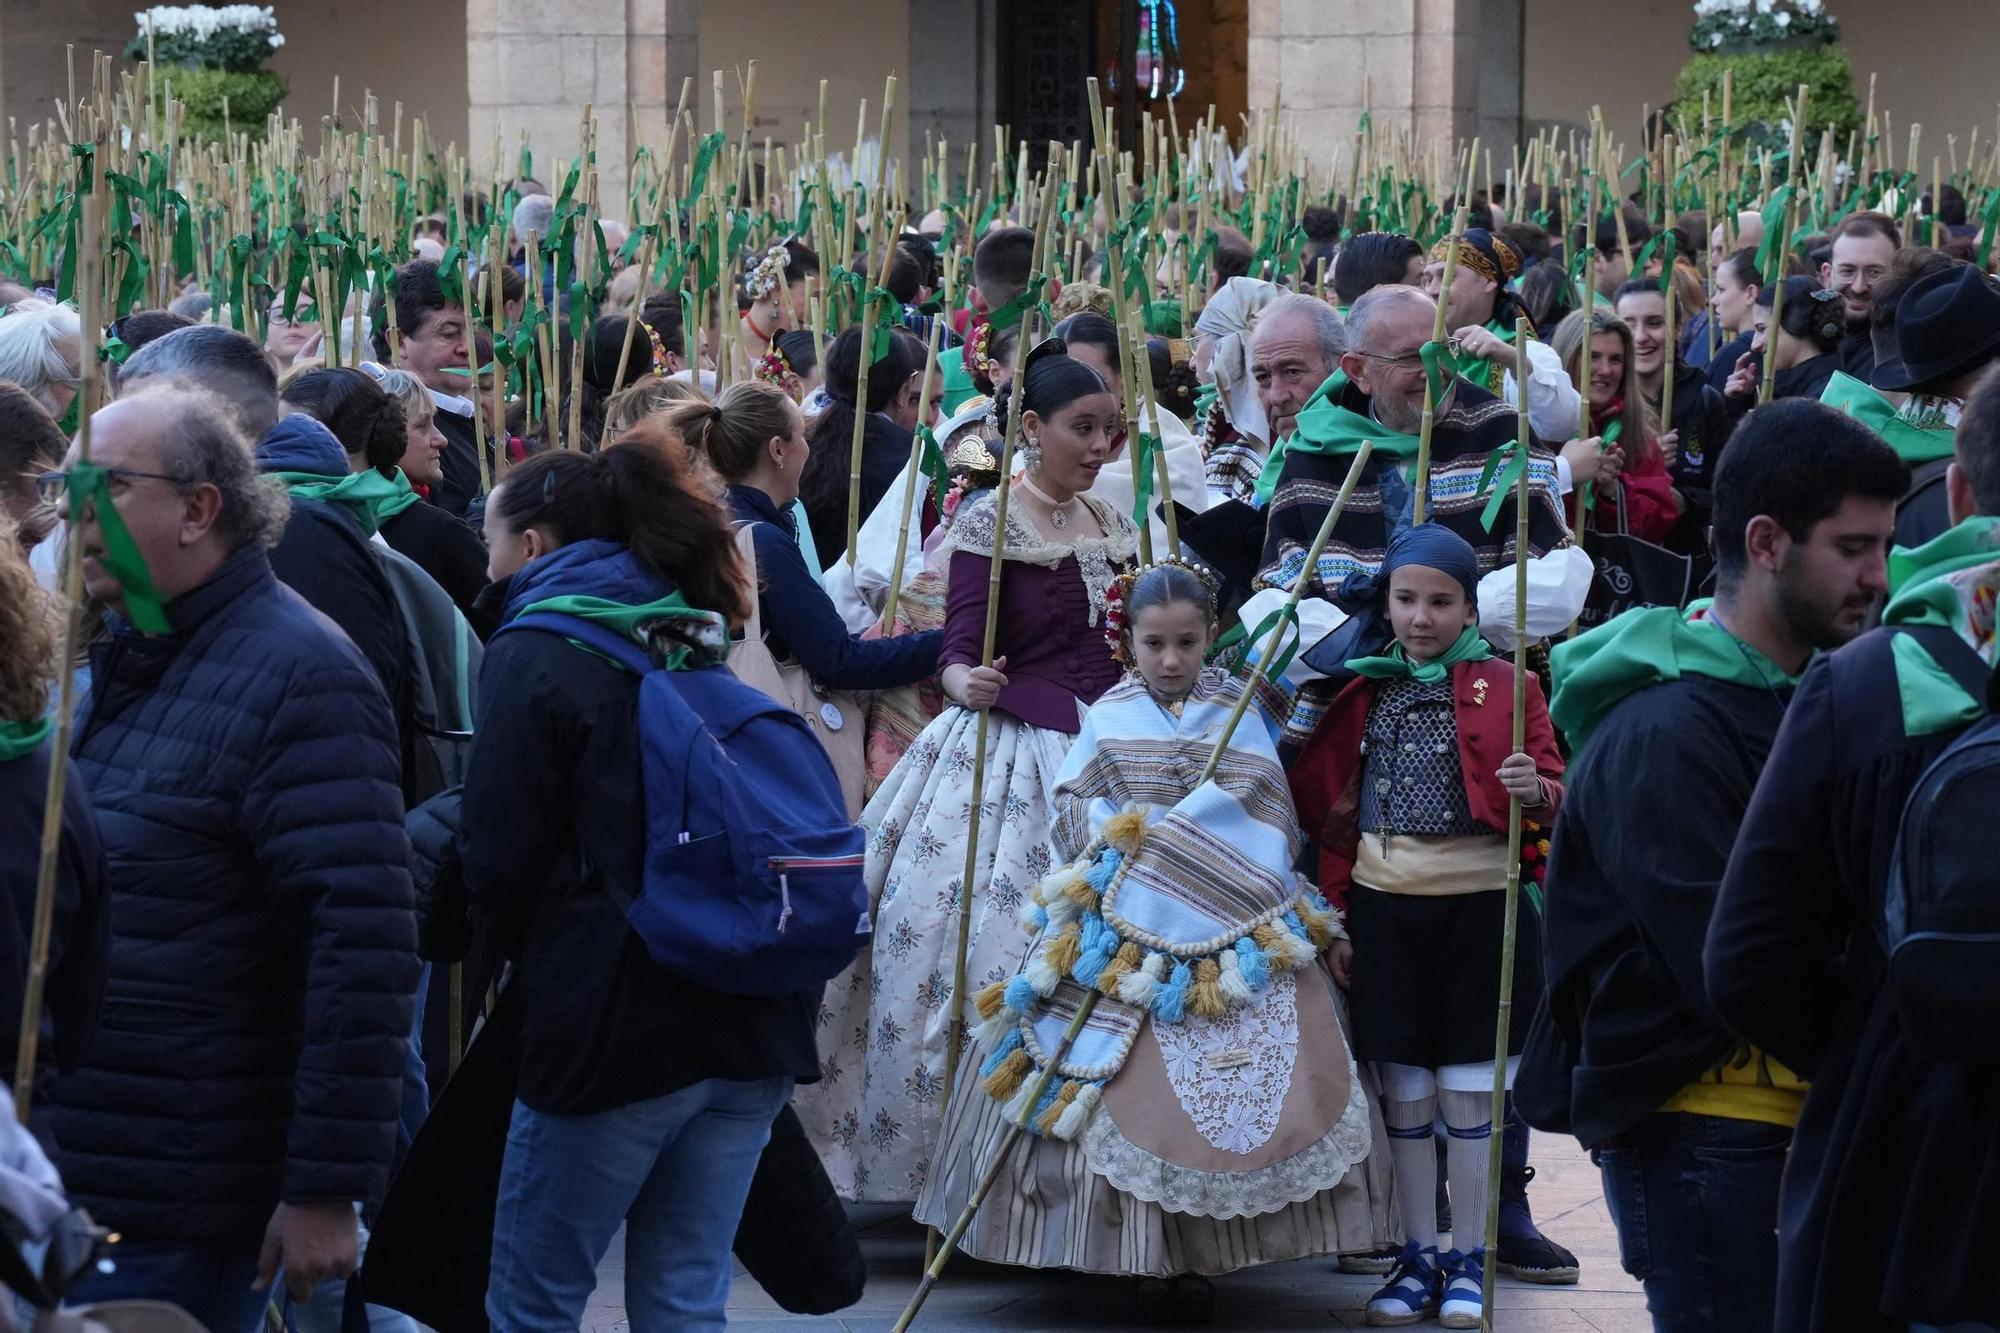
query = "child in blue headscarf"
(1288, 524, 1566, 1328)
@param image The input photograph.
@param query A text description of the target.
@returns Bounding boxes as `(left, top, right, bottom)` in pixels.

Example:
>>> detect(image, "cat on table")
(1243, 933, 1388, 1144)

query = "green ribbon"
(1473, 437, 1531, 532)
(1129, 430, 1160, 530)
(1232, 602, 1303, 682)
(985, 274, 1050, 336)
(685, 133, 726, 203)
(861, 286, 900, 364)
(1346, 622, 1493, 684)
(1754, 185, 1795, 283)
(65, 460, 171, 635)
(0, 717, 51, 763)
(915, 422, 949, 509)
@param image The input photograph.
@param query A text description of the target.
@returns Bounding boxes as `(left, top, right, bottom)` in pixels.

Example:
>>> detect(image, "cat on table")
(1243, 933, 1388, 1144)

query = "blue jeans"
(486, 1076, 793, 1332)
(1596, 1112, 1790, 1333)
(65, 1240, 268, 1333)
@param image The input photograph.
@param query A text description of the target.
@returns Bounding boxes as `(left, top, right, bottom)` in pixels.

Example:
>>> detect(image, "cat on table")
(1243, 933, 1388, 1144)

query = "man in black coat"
(45, 387, 419, 1331)
(1706, 366, 2000, 1330)
(1520, 401, 1909, 1330)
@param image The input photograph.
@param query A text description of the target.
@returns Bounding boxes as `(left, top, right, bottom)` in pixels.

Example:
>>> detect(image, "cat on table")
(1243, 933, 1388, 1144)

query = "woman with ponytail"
(669, 380, 941, 693)
(795, 340, 1140, 1207)
(797, 324, 925, 568)
(462, 429, 817, 1329)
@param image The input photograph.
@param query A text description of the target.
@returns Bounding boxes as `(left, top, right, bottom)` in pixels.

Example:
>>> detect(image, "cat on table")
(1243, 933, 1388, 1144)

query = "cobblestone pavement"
(583, 1131, 1652, 1331)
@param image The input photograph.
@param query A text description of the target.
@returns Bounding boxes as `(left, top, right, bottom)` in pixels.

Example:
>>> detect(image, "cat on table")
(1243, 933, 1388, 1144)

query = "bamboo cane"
(924, 291, 1034, 1275)
(892, 443, 1373, 1333)
(881, 319, 944, 634)
(15, 194, 102, 1117)
(1661, 135, 1679, 439)
(1760, 87, 1809, 406)
(1477, 320, 1537, 1333)
(1413, 204, 1470, 526)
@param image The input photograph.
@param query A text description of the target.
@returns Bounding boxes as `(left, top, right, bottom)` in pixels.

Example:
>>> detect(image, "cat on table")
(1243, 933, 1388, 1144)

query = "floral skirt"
(795, 705, 1075, 1203)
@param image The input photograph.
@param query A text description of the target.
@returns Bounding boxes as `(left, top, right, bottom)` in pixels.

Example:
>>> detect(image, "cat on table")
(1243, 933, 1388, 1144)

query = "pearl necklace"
(1016, 471, 1078, 530)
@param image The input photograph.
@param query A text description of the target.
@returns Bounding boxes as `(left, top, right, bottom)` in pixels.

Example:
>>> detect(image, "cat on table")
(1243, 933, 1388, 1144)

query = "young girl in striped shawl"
(914, 562, 1391, 1319)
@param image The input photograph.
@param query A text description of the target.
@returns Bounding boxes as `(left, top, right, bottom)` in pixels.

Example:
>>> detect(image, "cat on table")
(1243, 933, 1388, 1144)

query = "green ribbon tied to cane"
(915, 421, 949, 509)
(1473, 437, 1532, 532)
(863, 287, 901, 365)
(1129, 430, 1161, 530)
(1231, 602, 1303, 683)
(64, 460, 171, 634)
(1417, 339, 1454, 409)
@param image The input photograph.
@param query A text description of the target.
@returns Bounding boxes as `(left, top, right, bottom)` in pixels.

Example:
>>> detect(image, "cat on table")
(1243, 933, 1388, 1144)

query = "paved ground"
(583, 1131, 1650, 1331)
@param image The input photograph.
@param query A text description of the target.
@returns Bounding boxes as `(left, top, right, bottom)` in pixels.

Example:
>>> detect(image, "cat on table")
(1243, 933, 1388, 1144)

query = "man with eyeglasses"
(1820, 211, 1903, 382)
(40, 386, 418, 1332)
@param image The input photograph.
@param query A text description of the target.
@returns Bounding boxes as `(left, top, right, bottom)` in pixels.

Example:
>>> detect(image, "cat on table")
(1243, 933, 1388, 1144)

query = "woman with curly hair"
(0, 521, 107, 1110)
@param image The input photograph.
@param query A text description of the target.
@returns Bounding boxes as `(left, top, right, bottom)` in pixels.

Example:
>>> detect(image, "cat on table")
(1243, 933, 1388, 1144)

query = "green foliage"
(159, 69, 288, 142)
(124, 25, 279, 74)
(1674, 45, 1860, 154)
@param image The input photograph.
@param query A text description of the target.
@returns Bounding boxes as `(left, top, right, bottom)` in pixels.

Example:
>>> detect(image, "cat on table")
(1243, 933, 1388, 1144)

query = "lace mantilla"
(946, 488, 1140, 628)
(1079, 978, 1372, 1218)
(1154, 972, 1297, 1154)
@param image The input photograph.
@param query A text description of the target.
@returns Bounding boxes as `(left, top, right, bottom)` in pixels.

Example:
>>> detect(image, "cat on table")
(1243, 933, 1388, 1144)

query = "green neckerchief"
(1549, 599, 1803, 752)
(1252, 369, 1423, 506)
(274, 468, 415, 537)
(1442, 317, 1515, 394)
(514, 589, 720, 671)
(1346, 622, 1493, 684)
(1879, 516, 2000, 736)
(1819, 370, 1958, 463)
(0, 717, 50, 763)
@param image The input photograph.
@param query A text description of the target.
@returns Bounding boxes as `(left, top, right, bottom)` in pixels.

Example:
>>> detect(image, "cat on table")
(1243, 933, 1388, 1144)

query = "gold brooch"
(1472, 678, 1490, 707)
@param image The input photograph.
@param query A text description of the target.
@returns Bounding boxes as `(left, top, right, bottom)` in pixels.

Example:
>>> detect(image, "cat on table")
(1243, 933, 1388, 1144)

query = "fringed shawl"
(968, 668, 1342, 1144)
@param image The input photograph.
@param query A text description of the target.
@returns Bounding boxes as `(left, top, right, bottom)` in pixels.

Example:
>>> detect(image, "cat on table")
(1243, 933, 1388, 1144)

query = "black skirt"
(1345, 884, 1543, 1069)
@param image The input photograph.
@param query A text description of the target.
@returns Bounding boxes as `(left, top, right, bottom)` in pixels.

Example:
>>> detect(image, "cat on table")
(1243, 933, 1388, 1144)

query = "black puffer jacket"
(47, 545, 420, 1242)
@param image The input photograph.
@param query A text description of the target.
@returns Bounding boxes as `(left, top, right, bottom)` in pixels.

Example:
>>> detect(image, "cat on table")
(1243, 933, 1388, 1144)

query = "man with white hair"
(0, 298, 82, 424)
(1194, 275, 1284, 502)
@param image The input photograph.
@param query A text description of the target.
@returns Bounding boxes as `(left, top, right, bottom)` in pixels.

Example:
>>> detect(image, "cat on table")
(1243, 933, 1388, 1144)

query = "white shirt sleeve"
(1503, 339, 1585, 447)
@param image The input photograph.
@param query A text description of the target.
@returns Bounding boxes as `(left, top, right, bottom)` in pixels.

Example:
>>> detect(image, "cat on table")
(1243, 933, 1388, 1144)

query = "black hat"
(1872, 264, 2000, 393)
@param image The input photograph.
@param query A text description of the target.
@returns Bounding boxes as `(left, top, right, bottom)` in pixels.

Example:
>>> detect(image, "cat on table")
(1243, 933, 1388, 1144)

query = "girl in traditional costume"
(1288, 525, 1565, 1328)
(915, 562, 1388, 1319)
(797, 341, 1139, 1203)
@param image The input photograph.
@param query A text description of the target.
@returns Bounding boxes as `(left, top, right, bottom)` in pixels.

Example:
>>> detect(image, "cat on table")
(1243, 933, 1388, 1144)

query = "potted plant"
(127, 5, 288, 141)
(1673, 0, 1858, 153)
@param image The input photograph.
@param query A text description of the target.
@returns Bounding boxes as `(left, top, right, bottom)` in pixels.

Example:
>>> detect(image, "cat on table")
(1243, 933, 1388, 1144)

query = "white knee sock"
(1438, 1087, 1494, 1254)
(1376, 1063, 1439, 1249)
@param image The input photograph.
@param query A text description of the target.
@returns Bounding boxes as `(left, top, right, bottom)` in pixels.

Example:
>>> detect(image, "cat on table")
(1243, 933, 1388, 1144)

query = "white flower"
(1796, 0, 1822, 11)
(1711, 31, 1725, 44)
(1775, 10, 1791, 24)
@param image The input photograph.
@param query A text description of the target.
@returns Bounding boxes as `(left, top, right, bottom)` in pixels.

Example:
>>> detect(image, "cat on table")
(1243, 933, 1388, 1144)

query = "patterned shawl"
(967, 668, 1340, 1143)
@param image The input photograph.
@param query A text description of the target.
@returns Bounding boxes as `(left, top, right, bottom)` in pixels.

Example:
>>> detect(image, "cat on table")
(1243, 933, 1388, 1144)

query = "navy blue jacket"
(257, 417, 411, 750)
(728, 485, 940, 690)
(47, 545, 419, 1242)
(461, 540, 817, 1114)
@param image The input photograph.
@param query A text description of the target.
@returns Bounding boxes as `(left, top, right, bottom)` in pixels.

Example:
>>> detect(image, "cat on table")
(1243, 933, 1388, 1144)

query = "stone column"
(1248, 0, 1522, 173)
(468, 0, 697, 222)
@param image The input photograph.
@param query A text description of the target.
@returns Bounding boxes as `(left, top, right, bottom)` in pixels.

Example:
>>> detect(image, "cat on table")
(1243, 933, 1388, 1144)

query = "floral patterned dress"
(795, 489, 1138, 1202)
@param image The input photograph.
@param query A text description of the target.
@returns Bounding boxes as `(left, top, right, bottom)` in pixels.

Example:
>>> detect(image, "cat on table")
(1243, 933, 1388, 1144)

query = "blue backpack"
(497, 611, 871, 995)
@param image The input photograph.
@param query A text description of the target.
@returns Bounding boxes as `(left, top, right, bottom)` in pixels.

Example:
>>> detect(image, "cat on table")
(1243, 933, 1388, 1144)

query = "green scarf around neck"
(1819, 370, 1958, 463)
(1346, 622, 1493, 684)
(1252, 370, 1423, 506)
(1879, 515, 2000, 736)
(1549, 600, 1803, 752)
(0, 717, 51, 763)
(276, 469, 421, 537)
(513, 589, 722, 671)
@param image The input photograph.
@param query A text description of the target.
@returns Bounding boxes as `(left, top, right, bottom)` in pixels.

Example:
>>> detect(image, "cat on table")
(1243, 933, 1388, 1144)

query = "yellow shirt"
(1660, 1046, 1809, 1129)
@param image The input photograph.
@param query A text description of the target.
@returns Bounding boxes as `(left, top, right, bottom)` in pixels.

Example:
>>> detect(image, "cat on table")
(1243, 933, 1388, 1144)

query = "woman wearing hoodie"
(464, 432, 819, 1330)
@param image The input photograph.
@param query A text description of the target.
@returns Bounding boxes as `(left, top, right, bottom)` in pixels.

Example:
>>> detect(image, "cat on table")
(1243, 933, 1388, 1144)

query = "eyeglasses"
(36, 467, 189, 504)
(1356, 349, 1428, 370)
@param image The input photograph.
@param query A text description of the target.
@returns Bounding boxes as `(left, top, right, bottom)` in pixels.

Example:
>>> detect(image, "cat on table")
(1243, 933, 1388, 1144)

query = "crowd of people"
(0, 147, 1998, 1333)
